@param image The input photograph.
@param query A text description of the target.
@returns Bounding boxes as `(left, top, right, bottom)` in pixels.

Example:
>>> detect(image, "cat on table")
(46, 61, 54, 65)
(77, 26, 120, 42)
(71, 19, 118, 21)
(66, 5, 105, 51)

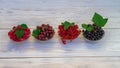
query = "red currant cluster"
(8, 24, 31, 42)
(58, 21, 81, 44)
(32, 24, 55, 41)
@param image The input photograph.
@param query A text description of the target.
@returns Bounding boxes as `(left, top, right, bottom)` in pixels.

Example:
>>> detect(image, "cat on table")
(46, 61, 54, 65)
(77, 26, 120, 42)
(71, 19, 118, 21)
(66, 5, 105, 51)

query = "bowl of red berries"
(8, 24, 31, 42)
(32, 24, 55, 41)
(82, 12, 108, 41)
(58, 21, 81, 44)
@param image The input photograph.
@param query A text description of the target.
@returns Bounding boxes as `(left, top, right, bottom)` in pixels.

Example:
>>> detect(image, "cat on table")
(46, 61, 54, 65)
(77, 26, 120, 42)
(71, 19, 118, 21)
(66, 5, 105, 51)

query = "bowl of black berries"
(32, 24, 55, 41)
(82, 12, 108, 41)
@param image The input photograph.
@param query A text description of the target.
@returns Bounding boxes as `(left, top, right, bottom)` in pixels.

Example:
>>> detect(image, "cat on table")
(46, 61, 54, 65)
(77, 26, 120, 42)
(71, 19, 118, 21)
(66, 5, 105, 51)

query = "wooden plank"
(0, 0, 119, 68)
(0, 0, 119, 9)
(0, 7, 119, 28)
(0, 57, 120, 68)
(0, 18, 119, 29)
(0, 7, 119, 17)
(0, 29, 120, 57)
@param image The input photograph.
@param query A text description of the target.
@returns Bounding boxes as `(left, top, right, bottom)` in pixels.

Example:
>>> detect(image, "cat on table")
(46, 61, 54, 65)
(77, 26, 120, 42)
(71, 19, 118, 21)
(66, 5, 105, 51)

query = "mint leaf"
(21, 24, 28, 29)
(32, 29, 41, 37)
(82, 24, 94, 31)
(15, 30, 24, 39)
(62, 21, 75, 30)
(92, 12, 108, 27)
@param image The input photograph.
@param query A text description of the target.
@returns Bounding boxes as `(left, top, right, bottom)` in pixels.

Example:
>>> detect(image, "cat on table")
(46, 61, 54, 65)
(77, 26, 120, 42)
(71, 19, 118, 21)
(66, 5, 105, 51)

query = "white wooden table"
(0, 0, 120, 68)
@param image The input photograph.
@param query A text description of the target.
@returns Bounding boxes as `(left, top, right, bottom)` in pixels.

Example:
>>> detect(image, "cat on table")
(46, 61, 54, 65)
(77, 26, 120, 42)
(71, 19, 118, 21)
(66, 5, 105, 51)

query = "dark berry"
(33, 24, 55, 41)
(83, 24, 104, 41)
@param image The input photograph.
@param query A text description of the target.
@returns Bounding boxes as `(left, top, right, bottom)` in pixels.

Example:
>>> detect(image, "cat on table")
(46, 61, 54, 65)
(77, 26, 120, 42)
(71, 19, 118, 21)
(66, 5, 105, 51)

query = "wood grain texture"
(0, 0, 120, 68)
(0, 7, 120, 29)
(0, 29, 120, 57)
(0, 57, 120, 68)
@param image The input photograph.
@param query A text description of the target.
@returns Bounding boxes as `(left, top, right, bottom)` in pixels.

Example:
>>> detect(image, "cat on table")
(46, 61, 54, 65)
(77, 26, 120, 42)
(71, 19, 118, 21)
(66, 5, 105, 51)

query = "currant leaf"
(32, 29, 41, 37)
(87, 25, 94, 31)
(101, 18, 108, 27)
(92, 12, 108, 27)
(82, 24, 94, 31)
(21, 24, 28, 29)
(15, 30, 24, 39)
(62, 21, 75, 30)
(82, 24, 88, 29)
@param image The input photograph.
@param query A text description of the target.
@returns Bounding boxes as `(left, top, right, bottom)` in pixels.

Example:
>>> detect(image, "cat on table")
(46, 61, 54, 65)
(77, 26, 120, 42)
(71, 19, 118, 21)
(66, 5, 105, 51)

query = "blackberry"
(83, 24, 104, 41)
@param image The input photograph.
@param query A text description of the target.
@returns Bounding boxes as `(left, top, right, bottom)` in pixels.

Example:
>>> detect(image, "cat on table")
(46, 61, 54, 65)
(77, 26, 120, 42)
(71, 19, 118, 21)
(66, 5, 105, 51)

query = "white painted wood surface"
(0, 0, 120, 68)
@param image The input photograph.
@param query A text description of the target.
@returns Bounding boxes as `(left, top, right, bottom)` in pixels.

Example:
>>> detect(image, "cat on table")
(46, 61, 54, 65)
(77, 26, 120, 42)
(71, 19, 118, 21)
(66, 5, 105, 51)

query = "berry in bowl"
(82, 12, 108, 41)
(8, 24, 31, 42)
(32, 24, 55, 41)
(58, 21, 81, 44)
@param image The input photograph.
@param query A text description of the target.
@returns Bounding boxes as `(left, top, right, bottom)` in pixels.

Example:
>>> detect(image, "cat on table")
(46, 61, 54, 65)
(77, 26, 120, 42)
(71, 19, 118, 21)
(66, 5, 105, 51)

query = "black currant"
(83, 24, 104, 41)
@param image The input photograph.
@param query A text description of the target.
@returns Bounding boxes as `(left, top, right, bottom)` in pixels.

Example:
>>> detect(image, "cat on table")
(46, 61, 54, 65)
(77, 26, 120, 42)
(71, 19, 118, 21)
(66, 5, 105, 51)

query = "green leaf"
(62, 21, 75, 30)
(15, 30, 24, 39)
(82, 24, 88, 29)
(63, 21, 70, 30)
(101, 18, 108, 27)
(87, 25, 94, 31)
(21, 24, 28, 29)
(61, 22, 64, 25)
(70, 22, 75, 26)
(92, 12, 108, 27)
(82, 24, 94, 31)
(92, 12, 102, 27)
(32, 29, 41, 37)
